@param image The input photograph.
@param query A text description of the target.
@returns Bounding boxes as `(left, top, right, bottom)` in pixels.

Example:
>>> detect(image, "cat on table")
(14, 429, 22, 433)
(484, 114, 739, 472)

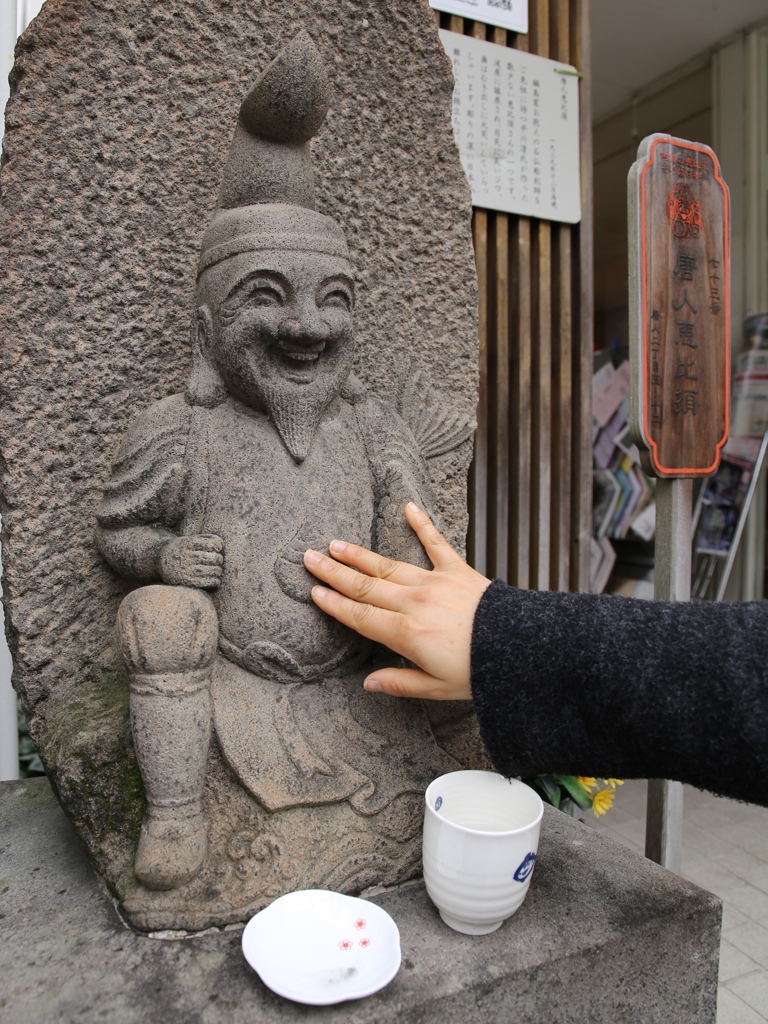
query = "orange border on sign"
(640, 137, 730, 476)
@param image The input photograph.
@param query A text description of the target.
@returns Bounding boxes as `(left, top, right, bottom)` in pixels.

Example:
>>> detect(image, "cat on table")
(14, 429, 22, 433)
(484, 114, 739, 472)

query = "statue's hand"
(159, 535, 224, 589)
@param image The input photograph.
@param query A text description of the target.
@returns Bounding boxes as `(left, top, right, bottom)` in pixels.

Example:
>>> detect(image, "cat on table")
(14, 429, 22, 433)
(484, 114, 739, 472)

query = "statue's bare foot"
(135, 806, 207, 891)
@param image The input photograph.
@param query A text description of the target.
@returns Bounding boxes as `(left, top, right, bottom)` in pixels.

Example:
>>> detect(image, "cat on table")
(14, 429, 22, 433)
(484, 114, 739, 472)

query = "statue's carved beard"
(259, 354, 353, 463)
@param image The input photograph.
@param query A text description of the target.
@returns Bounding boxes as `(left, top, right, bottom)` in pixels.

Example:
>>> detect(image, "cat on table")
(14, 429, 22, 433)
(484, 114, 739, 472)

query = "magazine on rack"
(695, 457, 752, 555)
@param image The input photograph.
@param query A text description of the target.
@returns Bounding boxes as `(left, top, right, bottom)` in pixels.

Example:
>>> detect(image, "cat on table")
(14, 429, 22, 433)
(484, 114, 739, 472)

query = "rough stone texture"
(0, 779, 722, 1023)
(0, 1, 479, 928)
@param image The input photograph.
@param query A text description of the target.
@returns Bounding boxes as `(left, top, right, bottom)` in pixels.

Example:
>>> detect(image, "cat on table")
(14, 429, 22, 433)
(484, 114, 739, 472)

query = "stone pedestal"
(0, 779, 721, 1023)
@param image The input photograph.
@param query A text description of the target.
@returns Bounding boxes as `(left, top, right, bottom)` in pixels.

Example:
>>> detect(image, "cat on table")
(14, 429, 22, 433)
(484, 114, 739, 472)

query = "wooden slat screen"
(437, 2, 593, 592)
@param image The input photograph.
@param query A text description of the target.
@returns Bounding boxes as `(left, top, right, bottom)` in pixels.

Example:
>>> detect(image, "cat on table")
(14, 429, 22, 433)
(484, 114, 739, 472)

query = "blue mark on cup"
(513, 852, 536, 883)
(435, 796, 443, 812)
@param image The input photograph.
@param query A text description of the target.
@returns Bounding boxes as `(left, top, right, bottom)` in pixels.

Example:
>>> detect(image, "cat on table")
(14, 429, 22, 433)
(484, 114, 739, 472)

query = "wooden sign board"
(629, 134, 730, 478)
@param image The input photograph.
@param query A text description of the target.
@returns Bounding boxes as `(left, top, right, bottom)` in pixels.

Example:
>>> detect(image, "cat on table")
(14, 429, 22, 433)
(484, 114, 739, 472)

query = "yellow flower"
(592, 788, 616, 817)
(577, 777, 597, 792)
(605, 779, 624, 789)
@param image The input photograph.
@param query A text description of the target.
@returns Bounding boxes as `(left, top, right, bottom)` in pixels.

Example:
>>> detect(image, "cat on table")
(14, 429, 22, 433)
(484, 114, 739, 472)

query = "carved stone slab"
(0, 0, 480, 930)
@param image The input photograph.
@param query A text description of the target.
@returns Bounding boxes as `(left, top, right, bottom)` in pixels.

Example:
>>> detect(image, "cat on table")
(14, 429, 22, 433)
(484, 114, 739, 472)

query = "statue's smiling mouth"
(275, 342, 326, 366)
(282, 350, 321, 362)
(270, 343, 330, 383)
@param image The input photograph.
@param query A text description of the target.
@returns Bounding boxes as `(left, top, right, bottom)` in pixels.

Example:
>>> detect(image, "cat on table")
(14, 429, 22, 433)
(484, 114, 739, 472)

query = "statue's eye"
(320, 289, 351, 311)
(251, 286, 284, 307)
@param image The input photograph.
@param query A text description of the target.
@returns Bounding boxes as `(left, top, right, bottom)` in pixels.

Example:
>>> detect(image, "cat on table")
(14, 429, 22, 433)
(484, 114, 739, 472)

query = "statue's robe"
(97, 380, 460, 816)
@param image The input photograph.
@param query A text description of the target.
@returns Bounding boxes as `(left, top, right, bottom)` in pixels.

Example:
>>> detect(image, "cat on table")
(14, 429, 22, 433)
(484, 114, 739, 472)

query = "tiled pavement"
(589, 779, 768, 1023)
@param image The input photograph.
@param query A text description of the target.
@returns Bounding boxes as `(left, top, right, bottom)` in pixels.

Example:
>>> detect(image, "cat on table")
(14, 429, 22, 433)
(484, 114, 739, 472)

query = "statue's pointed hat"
(198, 31, 349, 276)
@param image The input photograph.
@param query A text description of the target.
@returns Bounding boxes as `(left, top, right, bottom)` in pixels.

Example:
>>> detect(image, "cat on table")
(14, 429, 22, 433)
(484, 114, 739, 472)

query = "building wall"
(714, 23, 768, 600)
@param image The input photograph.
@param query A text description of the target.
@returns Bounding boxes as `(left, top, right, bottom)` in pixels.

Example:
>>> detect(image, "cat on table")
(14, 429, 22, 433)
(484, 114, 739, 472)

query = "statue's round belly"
(201, 399, 376, 673)
(214, 566, 363, 670)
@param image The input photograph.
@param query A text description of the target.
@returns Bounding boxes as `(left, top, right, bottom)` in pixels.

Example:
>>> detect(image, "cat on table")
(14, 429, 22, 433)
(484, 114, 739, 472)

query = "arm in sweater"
(301, 505, 768, 808)
(471, 579, 768, 807)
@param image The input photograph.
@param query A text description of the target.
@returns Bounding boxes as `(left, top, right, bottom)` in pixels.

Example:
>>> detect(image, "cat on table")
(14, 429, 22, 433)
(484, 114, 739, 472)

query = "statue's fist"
(159, 535, 224, 589)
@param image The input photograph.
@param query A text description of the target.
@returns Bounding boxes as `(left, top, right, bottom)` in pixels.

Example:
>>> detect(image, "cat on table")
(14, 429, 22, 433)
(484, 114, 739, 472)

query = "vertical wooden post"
(492, 26, 511, 582)
(511, 216, 532, 588)
(494, 207, 511, 579)
(470, 206, 489, 576)
(551, 0, 572, 592)
(529, 0, 552, 592)
(469, 16, 490, 576)
(571, 0, 593, 593)
(511, 27, 532, 589)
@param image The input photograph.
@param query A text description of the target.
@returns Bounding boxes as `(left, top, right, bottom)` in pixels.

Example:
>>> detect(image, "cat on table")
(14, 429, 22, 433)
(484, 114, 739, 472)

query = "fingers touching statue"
(304, 503, 491, 703)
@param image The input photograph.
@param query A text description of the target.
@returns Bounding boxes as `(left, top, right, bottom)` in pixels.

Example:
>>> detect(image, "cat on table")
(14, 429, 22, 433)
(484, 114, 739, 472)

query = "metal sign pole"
(645, 477, 692, 871)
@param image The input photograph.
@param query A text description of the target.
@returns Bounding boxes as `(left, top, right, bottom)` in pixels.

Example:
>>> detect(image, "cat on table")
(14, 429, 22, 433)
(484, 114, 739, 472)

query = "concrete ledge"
(0, 778, 721, 1023)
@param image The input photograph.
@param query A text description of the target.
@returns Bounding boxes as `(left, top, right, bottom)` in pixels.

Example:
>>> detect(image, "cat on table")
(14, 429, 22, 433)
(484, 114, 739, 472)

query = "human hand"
(159, 535, 224, 589)
(303, 503, 491, 700)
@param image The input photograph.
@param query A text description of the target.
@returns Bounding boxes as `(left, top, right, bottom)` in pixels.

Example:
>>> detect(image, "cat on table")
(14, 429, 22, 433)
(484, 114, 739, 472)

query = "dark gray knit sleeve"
(470, 579, 768, 807)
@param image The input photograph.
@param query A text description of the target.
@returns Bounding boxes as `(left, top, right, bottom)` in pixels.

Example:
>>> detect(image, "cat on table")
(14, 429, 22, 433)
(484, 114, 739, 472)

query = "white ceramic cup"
(423, 770, 544, 935)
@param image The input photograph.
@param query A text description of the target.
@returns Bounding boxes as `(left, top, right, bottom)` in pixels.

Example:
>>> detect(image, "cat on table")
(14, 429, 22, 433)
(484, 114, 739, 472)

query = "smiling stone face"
(205, 250, 354, 395)
(196, 248, 356, 461)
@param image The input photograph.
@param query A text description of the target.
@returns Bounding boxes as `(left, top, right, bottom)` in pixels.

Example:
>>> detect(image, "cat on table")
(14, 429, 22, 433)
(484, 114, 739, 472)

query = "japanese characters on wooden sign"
(438, 30, 581, 224)
(629, 134, 730, 478)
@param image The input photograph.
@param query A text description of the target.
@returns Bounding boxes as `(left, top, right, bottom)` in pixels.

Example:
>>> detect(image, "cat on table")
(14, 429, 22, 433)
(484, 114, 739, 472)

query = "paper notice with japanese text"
(429, 0, 528, 34)
(438, 30, 581, 224)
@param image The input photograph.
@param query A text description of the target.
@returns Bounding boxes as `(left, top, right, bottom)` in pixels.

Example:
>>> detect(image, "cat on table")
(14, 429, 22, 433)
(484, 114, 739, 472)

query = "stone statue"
(94, 32, 479, 914)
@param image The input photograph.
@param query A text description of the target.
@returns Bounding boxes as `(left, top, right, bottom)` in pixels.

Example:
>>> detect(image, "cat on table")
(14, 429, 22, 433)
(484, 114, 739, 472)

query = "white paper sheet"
(430, 0, 528, 34)
(439, 30, 581, 224)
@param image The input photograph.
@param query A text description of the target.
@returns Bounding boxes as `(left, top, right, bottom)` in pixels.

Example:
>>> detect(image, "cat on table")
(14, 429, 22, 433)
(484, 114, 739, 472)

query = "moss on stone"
(43, 659, 144, 895)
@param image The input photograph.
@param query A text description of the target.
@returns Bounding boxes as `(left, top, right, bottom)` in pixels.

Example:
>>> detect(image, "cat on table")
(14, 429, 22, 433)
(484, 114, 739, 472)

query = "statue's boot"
(117, 585, 219, 891)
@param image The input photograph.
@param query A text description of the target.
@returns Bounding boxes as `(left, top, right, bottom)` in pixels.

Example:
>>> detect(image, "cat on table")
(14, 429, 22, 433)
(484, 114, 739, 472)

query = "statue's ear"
(185, 306, 228, 408)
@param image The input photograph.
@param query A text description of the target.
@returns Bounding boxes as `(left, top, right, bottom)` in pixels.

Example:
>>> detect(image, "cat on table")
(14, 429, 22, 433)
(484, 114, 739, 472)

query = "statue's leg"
(117, 585, 218, 891)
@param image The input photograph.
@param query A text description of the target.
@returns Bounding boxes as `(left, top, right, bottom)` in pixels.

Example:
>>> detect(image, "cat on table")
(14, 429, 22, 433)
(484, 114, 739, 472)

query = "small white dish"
(242, 889, 401, 1005)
